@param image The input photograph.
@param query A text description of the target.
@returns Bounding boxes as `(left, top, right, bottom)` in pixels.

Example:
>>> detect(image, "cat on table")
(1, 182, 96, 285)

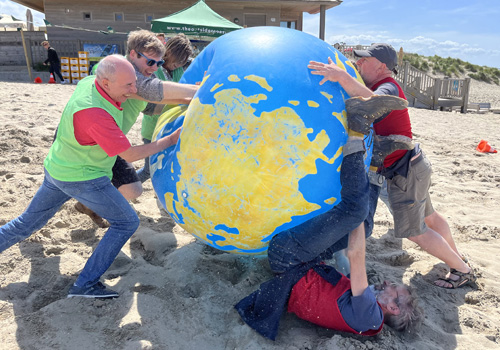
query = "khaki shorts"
(387, 151, 434, 238)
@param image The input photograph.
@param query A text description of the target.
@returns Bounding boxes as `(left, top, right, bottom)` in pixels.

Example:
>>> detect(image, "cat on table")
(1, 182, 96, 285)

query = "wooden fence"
(27, 39, 127, 67)
(394, 61, 471, 113)
(332, 45, 472, 113)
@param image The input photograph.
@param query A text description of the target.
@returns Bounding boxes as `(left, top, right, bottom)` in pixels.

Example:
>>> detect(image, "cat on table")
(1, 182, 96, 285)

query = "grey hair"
(95, 54, 128, 81)
(384, 284, 424, 333)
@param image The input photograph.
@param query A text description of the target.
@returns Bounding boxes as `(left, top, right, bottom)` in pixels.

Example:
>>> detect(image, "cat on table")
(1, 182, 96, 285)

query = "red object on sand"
(48, 73, 56, 84)
(476, 140, 497, 153)
(34, 77, 42, 83)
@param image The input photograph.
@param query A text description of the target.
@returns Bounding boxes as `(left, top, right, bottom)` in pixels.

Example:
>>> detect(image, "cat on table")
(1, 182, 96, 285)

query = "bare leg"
(408, 229, 471, 288)
(117, 181, 143, 201)
(424, 211, 461, 257)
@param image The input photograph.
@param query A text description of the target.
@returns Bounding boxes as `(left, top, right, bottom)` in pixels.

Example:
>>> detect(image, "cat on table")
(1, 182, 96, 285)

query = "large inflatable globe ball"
(150, 26, 371, 254)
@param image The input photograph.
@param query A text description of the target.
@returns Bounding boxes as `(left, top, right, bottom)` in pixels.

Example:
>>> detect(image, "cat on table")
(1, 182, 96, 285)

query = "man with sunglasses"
(138, 33, 194, 183)
(75, 30, 199, 226)
(119, 29, 197, 198)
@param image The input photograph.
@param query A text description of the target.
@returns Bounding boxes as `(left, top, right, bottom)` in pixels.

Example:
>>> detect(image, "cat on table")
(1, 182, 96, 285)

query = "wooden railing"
(332, 45, 472, 113)
(394, 61, 471, 113)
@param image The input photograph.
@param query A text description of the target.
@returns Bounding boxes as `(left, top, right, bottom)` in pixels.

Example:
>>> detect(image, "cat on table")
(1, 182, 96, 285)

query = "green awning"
(151, 0, 242, 38)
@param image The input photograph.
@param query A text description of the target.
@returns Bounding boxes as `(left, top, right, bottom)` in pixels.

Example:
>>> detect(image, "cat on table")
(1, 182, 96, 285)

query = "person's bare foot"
(74, 202, 110, 228)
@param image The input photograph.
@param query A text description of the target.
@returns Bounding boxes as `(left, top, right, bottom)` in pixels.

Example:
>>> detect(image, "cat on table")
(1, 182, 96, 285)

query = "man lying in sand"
(308, 43, 475, 289)
(0, 55, 181, 299)
(75, 29, 198, 227)
(288, 225, 423, 336)
(235, 95, 422, 340)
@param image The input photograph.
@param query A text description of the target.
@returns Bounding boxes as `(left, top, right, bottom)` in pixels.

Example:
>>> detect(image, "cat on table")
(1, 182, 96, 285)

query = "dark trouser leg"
(53, 63, 64, 82)
(268, 151, 369, 273)
(364, 183, 381, 238)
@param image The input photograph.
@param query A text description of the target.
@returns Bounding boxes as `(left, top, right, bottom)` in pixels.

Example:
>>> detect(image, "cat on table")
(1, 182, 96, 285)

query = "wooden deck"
(394, 61, 471, 113)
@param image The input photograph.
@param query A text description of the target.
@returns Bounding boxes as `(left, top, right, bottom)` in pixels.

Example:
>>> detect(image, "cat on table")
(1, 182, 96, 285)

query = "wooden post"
(414, 76, 422, 106)
(319, 5, 326, 40)
(19, 28, 33, 82)
(432, 78, 442, 110)
(461, 77, 471, 114)
(441, 77, 449, 97)
(25, 38, 34, 69)
(403, 61, 409, 92)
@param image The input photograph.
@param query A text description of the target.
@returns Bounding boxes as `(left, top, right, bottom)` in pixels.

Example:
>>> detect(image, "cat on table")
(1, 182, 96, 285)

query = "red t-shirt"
(73, 81, 131, 157)
(288, 269, 383, 335)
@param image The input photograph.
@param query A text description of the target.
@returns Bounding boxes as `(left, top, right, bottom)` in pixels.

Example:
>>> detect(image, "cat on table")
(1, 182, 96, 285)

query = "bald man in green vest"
(0, 55, 181, 299)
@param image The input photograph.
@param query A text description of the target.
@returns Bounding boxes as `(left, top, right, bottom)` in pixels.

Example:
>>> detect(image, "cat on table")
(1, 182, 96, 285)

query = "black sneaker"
(345, 95, 408, 135)
(67, 282, 119, 299)
(370, 134, 414, 168)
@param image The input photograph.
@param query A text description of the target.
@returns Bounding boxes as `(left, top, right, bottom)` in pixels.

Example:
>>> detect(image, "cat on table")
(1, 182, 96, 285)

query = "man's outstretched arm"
(346, 223, 369, 296)
(308, 57, 373, 98)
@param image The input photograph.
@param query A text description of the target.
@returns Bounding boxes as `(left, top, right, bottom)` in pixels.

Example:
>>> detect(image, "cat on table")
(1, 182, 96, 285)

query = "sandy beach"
(0, 79, 499, 350)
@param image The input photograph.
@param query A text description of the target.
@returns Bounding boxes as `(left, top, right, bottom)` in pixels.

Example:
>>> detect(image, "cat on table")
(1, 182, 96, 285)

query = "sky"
(2, 0, 500, 68)
(303, 0, 500, 69)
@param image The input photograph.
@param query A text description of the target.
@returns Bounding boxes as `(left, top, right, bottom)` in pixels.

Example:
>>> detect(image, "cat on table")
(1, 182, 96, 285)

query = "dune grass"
(403, 53, 500, 84)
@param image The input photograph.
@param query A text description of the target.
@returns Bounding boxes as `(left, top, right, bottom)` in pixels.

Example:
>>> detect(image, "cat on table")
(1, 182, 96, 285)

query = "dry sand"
(0, 80, 499, 350)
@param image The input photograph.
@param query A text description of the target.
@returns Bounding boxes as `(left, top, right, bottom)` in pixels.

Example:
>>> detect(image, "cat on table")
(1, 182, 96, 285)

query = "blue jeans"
(137, 138, 151, 183)
(0, 169, 140, 288)
(268, 152, 370, 273)
(364, 183, 381, 238)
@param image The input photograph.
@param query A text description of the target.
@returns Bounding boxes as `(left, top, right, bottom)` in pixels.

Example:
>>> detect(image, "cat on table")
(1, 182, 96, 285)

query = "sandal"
(435, 268, 477, 289)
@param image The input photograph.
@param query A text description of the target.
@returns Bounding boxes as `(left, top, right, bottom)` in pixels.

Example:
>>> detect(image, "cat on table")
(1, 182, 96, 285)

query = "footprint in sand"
(383, 251, 415, 266)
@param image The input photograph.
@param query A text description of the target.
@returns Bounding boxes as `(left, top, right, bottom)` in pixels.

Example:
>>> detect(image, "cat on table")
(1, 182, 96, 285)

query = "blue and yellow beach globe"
(150, 27, 370, 254)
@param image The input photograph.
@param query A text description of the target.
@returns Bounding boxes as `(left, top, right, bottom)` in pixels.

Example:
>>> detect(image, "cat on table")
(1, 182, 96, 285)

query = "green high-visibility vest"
(44, 76, 124, 181)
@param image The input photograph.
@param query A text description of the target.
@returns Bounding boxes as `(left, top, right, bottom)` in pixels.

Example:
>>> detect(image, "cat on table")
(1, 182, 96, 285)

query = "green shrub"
(453, 62, 464, 73)
(33, 62, 49, 72)
(448, 66, 458, 77)
(421, 61, 429, 71)
(400, 51, 500, 83)
(469, 72, 491, 83)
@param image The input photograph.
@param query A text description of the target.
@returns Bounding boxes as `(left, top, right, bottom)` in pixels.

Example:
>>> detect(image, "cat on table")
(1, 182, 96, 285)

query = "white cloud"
(322, 32, 500, 68)
(0, 0, 45, 26)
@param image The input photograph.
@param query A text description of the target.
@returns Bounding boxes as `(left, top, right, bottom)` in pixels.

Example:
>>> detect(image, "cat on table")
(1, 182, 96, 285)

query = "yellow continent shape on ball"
(162, 75, 344, 252)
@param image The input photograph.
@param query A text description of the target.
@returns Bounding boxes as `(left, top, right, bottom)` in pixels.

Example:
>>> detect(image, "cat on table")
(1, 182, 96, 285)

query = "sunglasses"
(137, 51, 165, 67)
